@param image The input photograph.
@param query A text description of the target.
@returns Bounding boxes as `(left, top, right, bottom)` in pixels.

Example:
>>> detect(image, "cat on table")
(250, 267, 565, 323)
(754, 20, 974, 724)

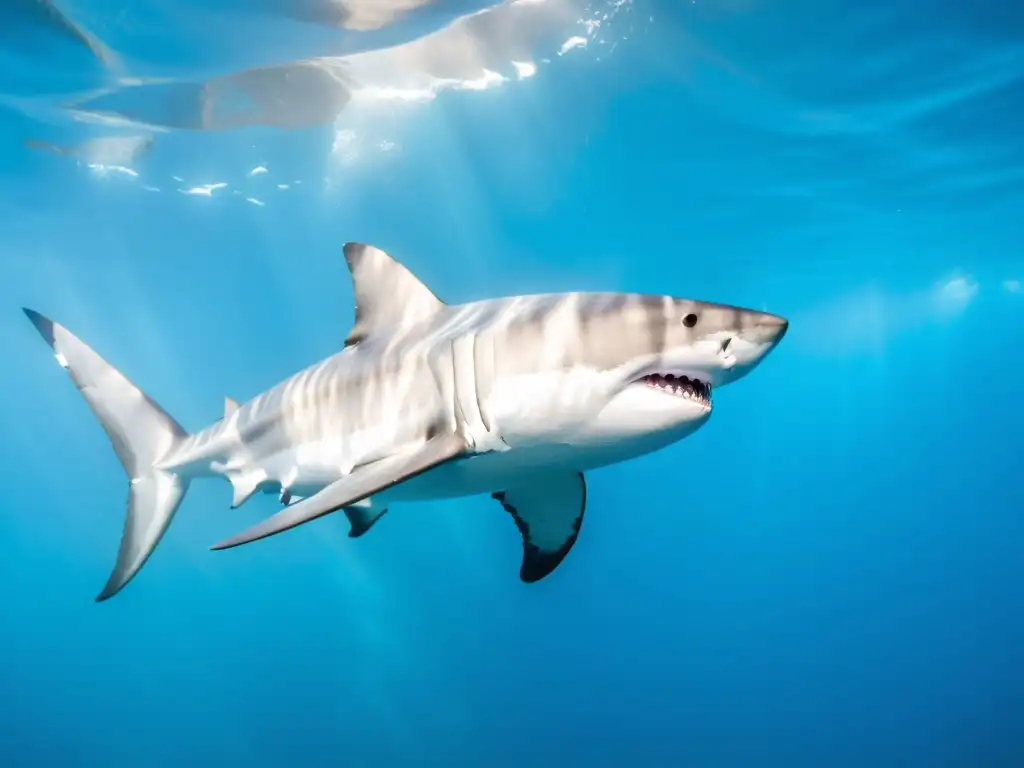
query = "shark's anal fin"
(228, 470, 266, 509)
(492, 472, 587, 583)
(342, 242, 445, 348)
(210, 432, 466, 550)
(343, 498, 388, 538)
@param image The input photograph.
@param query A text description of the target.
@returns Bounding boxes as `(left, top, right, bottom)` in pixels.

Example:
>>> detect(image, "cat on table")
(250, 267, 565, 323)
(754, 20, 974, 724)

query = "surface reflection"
(64, 0, 620, 131)
(2, 0, 117, 67)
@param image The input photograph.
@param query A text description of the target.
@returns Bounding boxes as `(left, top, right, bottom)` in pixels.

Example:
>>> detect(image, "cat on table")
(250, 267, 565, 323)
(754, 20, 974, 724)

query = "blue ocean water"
(1, 0, 1022, 765)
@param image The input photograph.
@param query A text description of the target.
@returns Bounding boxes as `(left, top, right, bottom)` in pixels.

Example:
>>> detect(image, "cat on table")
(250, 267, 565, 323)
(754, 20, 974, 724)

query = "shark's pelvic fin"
(23, 308, 190, 602)
(342, 498, 388, 538)
(210, 432, 467, 550)
(224, 397, 239, 418)
(492, 472, 587, 583)
(342, 242, 446, 347)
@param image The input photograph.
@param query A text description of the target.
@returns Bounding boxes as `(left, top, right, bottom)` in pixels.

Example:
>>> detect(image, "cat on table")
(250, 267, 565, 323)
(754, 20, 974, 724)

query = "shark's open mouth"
(637, 373, 712, 409)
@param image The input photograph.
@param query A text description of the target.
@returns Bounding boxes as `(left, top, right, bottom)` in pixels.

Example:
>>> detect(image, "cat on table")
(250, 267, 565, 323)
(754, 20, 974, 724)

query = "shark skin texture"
(24, 242, 788, 601)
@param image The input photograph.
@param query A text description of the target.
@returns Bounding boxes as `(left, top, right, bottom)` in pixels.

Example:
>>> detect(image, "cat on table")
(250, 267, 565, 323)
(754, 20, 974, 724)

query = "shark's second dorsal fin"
(224, 397, 239, 418)
(342, 242, 445, 348)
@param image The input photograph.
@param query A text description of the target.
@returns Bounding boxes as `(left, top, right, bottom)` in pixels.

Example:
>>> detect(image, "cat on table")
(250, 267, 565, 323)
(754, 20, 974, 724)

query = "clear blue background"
(1, 1, 1022, 765)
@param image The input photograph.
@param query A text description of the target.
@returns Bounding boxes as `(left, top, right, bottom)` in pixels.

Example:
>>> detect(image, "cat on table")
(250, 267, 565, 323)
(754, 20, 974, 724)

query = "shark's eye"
(682, 313, 699, 328)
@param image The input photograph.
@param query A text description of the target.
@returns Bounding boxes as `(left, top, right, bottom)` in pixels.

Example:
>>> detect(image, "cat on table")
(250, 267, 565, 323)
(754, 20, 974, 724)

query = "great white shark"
(24, 242, 788, 601)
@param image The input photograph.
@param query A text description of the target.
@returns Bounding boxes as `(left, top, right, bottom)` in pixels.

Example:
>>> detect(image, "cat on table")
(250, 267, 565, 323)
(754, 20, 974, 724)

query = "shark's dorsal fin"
(224, 397, 239, 418)
(342, 242, 445, 348)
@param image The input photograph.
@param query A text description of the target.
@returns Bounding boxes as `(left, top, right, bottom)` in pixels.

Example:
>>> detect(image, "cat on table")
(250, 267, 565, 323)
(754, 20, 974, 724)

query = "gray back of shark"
(23, 242, 788, 601)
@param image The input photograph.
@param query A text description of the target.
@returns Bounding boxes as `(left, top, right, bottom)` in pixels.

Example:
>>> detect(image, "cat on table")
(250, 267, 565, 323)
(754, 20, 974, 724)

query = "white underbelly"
(378, 439, 644, 502)
(263, 425, 696, 508)
(273, 443, 593, 506)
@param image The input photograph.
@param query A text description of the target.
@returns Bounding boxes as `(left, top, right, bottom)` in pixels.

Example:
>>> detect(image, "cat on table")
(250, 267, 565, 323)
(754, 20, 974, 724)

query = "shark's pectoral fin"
(492, 472, 587, 583)
(210, 432, 466, 550)
(343, 498, 388, 538)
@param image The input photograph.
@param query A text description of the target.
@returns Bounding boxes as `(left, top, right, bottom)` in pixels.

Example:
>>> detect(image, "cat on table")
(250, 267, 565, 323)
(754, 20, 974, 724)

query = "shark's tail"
(23, 309, 191, 602)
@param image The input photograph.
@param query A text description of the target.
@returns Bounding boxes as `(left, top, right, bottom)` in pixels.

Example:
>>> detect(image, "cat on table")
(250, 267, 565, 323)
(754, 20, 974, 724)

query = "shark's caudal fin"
(23, 309, 190, 602)
(341, 242, 446, 347)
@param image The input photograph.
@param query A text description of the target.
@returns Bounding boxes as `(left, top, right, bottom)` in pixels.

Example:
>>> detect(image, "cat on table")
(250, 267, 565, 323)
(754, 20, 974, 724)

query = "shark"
(24, 242, 788, 602)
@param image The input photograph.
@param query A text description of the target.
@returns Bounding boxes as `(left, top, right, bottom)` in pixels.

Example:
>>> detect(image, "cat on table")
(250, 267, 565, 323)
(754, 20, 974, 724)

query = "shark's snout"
(716, 311, 789, 386)
(733, 310, 788, 351)
(757, 312, 789, 347)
